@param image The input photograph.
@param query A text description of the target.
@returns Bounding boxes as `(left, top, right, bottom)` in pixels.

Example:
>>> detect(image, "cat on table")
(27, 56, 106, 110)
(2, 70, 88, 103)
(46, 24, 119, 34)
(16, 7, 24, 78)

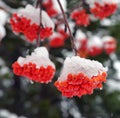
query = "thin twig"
(35, 0, 43, 47)
(57, 0, 77, 55)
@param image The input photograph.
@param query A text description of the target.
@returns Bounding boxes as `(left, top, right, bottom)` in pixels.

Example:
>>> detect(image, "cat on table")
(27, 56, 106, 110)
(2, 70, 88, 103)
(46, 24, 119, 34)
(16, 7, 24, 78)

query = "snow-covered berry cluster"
(55, 56, 107, 97)
(10, 5, 54, 42)
(12, 47, 55, 83)
(75, 30, 117, 57)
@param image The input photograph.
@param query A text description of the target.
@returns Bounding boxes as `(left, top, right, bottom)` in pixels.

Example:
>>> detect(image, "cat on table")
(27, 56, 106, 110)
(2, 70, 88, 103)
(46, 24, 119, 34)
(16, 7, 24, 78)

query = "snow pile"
(18, 4, 54, 28)
(59, 56, 107, 81)
(17, 47, 55, 68)
(0, 9, 7, 41)
(12, 47, 55, 83)
(0, 109, 26, 118)
(88, 36, 103, 48)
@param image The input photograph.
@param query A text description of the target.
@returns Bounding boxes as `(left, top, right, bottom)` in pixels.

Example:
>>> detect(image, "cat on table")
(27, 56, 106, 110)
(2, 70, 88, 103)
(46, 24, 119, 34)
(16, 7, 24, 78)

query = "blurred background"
(0, 0, 120, 118)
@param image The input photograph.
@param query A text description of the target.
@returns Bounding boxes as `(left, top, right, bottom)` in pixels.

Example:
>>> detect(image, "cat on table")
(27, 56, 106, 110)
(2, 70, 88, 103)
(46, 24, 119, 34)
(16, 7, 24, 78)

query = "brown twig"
(57, 0, 78, 55)
(35, 0, 43, 47)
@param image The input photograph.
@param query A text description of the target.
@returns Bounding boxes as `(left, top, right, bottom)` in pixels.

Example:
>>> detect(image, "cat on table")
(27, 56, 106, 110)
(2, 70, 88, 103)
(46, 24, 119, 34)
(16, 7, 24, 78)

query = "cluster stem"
(57, 0, 77, 55)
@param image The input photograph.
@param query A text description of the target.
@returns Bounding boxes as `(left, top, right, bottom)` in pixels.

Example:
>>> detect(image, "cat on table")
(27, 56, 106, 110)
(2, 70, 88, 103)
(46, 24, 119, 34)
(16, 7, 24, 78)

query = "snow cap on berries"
(17, 47, 55, 68)
(55, 56, 107, 97)
(87, 36, 103, 56)
(59, 56, 106, 81)
(10, 4, 54, 42)
(18, 4, 54, 29)
(86, 0, 118, 7)
(87, 0, 118, 19)
(102, 36, 117, 54)
(12, 47, 55, 83)
(88, 36, 103, 48)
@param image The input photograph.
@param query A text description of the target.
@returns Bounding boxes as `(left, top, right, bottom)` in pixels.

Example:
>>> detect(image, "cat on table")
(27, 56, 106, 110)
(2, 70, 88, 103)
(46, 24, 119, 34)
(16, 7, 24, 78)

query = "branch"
(57, 0, 77, 55)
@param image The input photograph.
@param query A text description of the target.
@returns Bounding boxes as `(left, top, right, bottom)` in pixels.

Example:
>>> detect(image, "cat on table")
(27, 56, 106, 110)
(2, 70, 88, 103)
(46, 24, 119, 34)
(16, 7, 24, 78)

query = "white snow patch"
(0, 58, 5, 66)
(86, 0, 118, 8)
(75, 30, 86, 40)
(58, 56, 107, 81)
(102, 36, 115, 42)
(100, 18, 112, 26)
(114, 61, 120, 79)
(57, 21, 75, 34)
(52, 0, 67, 14)
(18, 4, 54, 29)
(62, 49, 74, 58)
(0, 67, 9, 75)
(0, 109, 27, 118)
(49, 32, 64, 41)
(17, 47, 55, 68)
(0, 25, 6, 41)
(75, 30, 87, 49)
(102, 36, 116, 49)
(87, 36, 103, 48)
(0, 9, 8, 26)
(107, 79, 120, 92)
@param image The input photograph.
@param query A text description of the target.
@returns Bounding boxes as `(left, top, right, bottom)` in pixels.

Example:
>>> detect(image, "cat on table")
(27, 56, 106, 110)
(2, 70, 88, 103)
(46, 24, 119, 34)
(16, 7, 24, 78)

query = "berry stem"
(57, 0, 77, 55)
(35, 0, 43, 47)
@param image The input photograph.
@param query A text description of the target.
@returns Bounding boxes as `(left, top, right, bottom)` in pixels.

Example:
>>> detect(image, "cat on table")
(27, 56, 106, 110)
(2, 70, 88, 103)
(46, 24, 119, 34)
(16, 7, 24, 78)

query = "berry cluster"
(75, 31, 117, 57)
(12, 47, 55, 83)
(10, 5, 54, 42)
(55, 56, 107, 97)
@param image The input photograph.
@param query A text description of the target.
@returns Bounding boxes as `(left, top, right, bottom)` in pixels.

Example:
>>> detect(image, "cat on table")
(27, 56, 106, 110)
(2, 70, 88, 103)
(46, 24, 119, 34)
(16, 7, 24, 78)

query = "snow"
(0, 58, 10, 75)
(0, 9, 8, 26)
(86, 0, 119, 8)
(109, 53, 120, 80)
(62, 49, 74, 58)
(18, 5, 54, 29)
(0, 67, 9, 75)
(100, 19, 112, 26)
(0, 25, 6, 41)
(0, 58, 5, 66)
(102, 36, 115, 42)
(68, 21, 75, 33)
(75, 30, 86, 40)
(74, 30, 87, 49)
(52, 0, 67, 14)
(105, 53, 120, 92)
(49, 32, 64, 40)
(58, 56, 107, 81)
(107, 79, 120, 92)
(60, 97, 82, 118)
(0, 109, 27, 118)
(114, 61, 120, 79)
(17, 47, 55, 68)
(87, 36, 103, 48)
(57, 21, 75, 35)
(102, 36, 116, 49)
